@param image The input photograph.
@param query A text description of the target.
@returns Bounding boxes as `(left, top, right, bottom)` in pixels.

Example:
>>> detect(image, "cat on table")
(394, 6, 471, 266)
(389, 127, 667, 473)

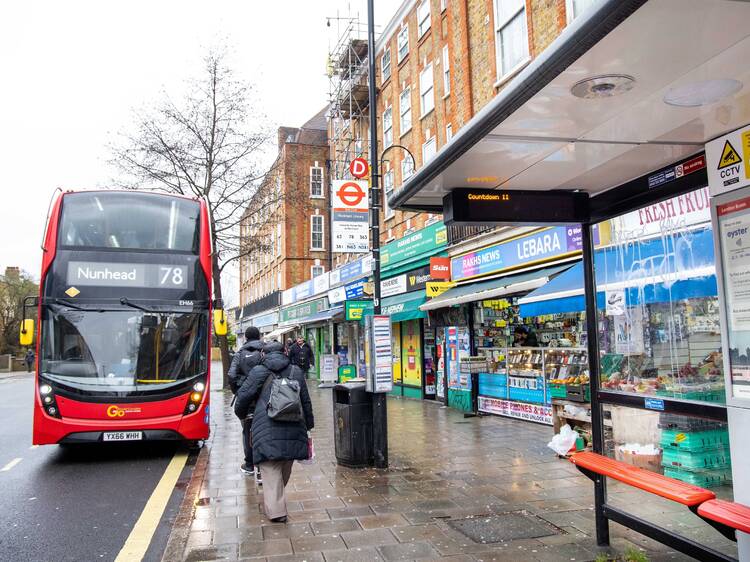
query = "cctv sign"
(707, 125, 750, 197)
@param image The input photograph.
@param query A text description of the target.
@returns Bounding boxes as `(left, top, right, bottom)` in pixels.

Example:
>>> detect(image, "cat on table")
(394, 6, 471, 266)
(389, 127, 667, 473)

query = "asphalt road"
(0, 371, 199, 562)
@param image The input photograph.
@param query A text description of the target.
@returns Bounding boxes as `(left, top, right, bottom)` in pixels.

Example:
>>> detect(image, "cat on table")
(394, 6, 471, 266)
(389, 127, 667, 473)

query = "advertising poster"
(321, 355, 338, 383)
(401, 320, 422, 387)
(391, 322, 402, 384)
(445, 327, 459, 389)
(436, 337, 445, 399)
(458, 327, 471, 390)
(614, 308, 645, 354)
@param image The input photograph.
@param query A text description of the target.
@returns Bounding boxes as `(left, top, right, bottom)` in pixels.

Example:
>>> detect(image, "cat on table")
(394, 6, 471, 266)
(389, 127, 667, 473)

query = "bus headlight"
(193, 382, 205, 392)
(47, 406, 57, 416)
(40, 384, 52, 395)
(187, 403, 197, 412)
(191, 392, 202, 402)
(43, 396, 53, 404)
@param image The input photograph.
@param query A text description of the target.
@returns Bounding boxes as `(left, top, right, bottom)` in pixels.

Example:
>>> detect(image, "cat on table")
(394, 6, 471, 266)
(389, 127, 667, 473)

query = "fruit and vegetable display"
(549, 374, 590, 385)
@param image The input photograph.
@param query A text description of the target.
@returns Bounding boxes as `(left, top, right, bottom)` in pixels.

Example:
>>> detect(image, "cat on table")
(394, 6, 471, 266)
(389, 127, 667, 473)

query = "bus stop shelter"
(389, 0, 750, 559)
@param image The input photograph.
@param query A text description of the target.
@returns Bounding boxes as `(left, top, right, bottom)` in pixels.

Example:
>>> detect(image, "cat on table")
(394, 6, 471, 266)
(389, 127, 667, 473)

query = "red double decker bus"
(21, 190, 226, 445)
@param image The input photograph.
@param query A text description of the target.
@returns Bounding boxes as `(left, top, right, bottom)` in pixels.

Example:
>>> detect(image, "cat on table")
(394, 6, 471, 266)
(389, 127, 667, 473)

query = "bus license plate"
(103, 431, 143, 442)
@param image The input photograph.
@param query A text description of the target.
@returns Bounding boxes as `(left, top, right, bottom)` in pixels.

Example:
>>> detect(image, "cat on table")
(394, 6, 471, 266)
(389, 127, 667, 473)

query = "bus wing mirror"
(20, 319, 34, 347)
(213, 309, 227, 336)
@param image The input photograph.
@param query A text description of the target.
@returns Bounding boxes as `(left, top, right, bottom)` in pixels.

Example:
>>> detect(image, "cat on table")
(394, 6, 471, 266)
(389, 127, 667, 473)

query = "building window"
(442, 45, 450, 96)
(355, 138, 363, 156)
(276, 222, 282, 256)
(446, 123, 453, 141)
(381, 48, 391, 82)
(419, 64, 435, 117)
(383, 106, 393, 148)
(310, 166, 323, 197)
(402, 157, 415, 181)
(277, 270, 282, 288)
(311, 215, 324, 250)
(441, 0, 448, 12)
(423, 136, 437, 162)
(417, 0, 431, 38)
(494, 0, 529, 78)
(399, 87, 412, 134)
(383, 169, 395, 220)
(566, 0, 598, 22)
(397, 25, 409, 63)
(311, 265, 325, 278)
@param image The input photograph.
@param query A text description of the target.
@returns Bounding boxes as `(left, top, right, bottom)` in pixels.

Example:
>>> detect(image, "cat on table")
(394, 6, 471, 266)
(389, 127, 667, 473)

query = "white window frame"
(311, 265, 325, 278)
(310, 215, 325, 250)
(422, 136, 437, 162)
(402, 157, 415, 181)
(493, 0, 530, 81)
(397, 25, 409, 63)
(446, 123, 453, 142)
(566, 0, 598, 23)
(310, 166, 324, 198)
(399, 87, 412, 135)
(383, 169, 395, 220)
(417, 0, 431, 38)
(441, 0, 448, 12)
(381, 47, 391, 82)
(276, 222, 283, 256)
(419, 64, 435, 117)
(383, 106, 393, 148)
(442, 45, 450, 97)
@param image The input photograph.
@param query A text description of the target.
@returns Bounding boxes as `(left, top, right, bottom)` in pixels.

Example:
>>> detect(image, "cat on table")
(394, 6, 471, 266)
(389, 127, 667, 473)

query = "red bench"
(569, 451, 750, 543)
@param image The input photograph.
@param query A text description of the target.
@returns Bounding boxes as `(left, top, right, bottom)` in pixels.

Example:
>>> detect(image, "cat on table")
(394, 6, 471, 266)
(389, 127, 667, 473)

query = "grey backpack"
(264, 366, 304, 422)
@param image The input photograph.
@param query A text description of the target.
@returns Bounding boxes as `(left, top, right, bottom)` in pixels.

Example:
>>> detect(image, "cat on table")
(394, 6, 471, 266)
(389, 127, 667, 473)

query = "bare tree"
(0, 269, 38, 356)
(110, 48, 297, 382)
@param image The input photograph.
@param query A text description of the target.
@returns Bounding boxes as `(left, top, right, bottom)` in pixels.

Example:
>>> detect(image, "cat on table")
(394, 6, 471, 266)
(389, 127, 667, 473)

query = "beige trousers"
(258, 460, 294, 519)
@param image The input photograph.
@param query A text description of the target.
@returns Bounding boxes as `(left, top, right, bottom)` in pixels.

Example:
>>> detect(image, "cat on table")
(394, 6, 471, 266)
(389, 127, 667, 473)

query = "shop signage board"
(251, 310, 278, 328)
(430, 256, 451, 279)
(381, 222, 447, 268)
(280, 297, 327, 323)
(332, 180, 369, 253)
(328, 285, 346, 304)
(706, 126, 750, 197)
(406, 266, 432, 291)
(335, 255, 373, 285)
(477, 396, 552, 425)
(451, 226, 583, 282)
(345, 300, 374, 321)
(313, 273, 330, 294)
(381, 265, 432, 297)
(365, 315, 393, 393)
(381, 275, 407, 297)
(426, 281, 455, 298)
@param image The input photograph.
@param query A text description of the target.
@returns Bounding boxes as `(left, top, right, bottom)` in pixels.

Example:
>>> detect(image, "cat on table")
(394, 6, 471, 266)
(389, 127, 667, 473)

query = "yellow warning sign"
(743, 131, 750, 180)
(65, 286, 80, 297)
(718, 140, 742, 169)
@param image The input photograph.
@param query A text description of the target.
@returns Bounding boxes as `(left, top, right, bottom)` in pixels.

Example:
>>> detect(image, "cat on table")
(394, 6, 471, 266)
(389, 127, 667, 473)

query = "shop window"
(397, 25, 409, 63)
(381, 48, 391, 82)
(493, 0, 529, 79)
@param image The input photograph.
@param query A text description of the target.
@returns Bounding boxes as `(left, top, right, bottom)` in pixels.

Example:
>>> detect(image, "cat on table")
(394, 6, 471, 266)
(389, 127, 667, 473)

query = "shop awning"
(264, 326, 295, 341)
(382, 291, 427, 322)
(518, 263, 718, 317)
(388, 0, 750, 213)
(421, 263, 572, 312)
(298, 306, 344, 326)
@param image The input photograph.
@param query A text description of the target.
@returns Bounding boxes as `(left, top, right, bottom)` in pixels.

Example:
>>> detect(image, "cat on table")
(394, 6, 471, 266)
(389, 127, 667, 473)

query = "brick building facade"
(238, 109, 330, 310)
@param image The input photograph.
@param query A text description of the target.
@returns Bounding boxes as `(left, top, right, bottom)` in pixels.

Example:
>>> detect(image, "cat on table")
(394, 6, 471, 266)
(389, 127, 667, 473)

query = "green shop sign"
(381, 222, 447, 269)
(280, 297, 327, 323)
(345, 300, 374, 321)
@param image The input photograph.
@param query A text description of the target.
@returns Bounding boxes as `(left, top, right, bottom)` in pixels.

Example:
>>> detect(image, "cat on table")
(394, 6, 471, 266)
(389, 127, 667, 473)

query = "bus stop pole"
(582, 221, 609, 546)
(368, 0, 388, 469)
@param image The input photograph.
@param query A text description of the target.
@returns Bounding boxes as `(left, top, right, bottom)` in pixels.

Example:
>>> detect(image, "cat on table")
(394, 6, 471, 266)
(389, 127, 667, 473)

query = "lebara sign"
(451, 226, 582, 281)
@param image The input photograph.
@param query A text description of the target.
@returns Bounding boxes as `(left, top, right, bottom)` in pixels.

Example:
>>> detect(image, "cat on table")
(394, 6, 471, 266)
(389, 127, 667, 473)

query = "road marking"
(1, 458, 22, 472)
(114, 451, 188, 562)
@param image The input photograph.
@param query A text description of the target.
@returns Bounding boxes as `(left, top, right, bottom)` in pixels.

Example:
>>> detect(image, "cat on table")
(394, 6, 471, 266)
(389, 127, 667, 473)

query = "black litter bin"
(333, 383, 374, 468)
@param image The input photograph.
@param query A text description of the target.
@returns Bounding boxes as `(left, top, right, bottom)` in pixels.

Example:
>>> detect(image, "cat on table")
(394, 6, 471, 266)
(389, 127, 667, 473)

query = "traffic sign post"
(332, 180, 369, 253)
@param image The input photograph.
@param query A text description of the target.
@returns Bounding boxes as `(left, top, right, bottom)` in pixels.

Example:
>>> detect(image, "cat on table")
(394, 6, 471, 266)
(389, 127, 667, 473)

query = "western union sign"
(426, 281, 455, 299)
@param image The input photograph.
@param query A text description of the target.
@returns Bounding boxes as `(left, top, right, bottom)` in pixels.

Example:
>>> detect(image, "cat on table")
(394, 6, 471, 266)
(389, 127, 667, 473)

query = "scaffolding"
(327, 13, 371, 182)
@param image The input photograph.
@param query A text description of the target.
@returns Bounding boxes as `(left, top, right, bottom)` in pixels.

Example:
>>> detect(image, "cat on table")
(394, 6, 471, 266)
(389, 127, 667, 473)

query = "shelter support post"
(582, 221, 609, 546)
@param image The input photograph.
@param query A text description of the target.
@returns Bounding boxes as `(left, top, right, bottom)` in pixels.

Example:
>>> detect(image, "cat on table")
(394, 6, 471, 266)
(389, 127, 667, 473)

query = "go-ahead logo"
(106, 405, 142, 418)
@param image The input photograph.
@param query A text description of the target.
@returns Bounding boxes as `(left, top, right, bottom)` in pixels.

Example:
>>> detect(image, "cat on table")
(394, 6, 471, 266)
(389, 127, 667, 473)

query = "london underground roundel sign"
(336, 181, 367, 207)
(349, 157, 369, 179)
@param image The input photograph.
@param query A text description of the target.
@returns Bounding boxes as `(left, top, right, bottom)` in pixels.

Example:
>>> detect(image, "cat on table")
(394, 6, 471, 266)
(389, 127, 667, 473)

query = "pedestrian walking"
(24, 348, 34, 372)
(234, 341, 314, 523)
(288, 336, 315, 379)
(228, 326, 264, 482)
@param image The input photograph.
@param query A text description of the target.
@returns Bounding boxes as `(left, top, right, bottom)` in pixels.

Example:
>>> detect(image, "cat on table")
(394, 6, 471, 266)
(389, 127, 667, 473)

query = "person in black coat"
(228, 326, 264, 477)
(234, 341, 314, 523)
(288, 337, 315, 378)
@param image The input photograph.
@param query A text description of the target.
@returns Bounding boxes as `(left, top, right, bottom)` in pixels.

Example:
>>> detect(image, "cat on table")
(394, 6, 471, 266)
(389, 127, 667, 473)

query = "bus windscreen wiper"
(119, 297, 155, 313)
(51, 299, 102, 312)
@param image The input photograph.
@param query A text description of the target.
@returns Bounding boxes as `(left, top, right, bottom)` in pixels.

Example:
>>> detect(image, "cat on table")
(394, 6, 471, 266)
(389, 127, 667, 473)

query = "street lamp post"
(367, 0, 388, 469)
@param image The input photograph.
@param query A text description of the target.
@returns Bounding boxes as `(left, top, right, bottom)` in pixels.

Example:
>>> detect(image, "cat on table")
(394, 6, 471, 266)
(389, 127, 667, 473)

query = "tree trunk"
(212, 257, 231, 389)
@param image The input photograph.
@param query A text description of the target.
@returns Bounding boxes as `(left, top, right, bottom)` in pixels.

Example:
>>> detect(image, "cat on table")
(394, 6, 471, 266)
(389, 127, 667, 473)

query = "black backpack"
(262, 365, 304, 423)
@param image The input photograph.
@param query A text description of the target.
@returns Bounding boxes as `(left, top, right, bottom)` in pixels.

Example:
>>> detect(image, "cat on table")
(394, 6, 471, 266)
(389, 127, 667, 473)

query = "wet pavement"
(166, 383, 734, 562)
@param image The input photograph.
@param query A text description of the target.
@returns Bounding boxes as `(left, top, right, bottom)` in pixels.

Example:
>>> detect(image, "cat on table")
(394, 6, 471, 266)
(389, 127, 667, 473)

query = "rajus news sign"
(451, 226, 583, 282)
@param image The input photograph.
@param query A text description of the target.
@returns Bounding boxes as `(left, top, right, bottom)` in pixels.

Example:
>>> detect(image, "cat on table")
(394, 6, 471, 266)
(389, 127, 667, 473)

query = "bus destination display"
(67, 261, 189, 289)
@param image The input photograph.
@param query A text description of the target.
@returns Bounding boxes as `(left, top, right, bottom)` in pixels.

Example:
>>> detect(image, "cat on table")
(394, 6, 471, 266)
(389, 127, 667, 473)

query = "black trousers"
(241, 416, 254, 468)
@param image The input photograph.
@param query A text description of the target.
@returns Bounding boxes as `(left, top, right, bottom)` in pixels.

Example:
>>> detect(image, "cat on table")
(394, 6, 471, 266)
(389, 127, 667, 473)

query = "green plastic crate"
(549, 383, 567, 398)
(662, 448, 731, 472)
(664, 466, 733, 488)
(660, 428, 730, 452)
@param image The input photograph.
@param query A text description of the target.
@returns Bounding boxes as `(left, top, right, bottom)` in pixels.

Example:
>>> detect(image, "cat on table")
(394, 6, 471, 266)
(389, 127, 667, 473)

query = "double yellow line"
(115, 451, 188, 562)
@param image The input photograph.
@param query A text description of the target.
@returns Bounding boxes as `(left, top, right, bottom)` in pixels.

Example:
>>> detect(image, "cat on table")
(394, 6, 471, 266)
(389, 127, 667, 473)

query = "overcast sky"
(0, 0, 400, 306)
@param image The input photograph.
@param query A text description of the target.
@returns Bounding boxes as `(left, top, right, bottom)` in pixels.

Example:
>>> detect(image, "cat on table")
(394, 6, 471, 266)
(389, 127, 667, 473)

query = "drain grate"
(448, 511, 561, 543)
